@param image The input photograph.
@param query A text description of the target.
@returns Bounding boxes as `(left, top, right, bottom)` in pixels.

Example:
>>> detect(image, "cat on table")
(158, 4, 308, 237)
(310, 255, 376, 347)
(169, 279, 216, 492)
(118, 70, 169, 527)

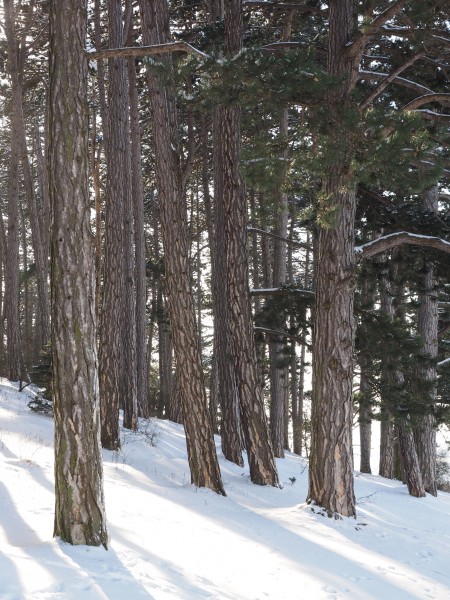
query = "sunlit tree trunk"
(222, 0, 279, 486)
(307, 1, 359, 517)
(139, 0, 225, 495)
(49, 0, 108, 547)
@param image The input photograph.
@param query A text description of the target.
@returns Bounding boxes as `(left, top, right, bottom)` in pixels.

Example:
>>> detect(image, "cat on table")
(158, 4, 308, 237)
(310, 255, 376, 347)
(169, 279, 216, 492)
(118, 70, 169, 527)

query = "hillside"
(0, 379, 449, 600)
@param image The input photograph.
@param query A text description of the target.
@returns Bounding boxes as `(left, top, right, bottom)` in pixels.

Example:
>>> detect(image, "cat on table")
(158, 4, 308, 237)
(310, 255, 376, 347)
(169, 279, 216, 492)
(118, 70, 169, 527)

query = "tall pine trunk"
(139, 0, 225, 495)
(414, 186, 439, 496)
(49, 0, 108, 547)
(222, 0, 279, 486)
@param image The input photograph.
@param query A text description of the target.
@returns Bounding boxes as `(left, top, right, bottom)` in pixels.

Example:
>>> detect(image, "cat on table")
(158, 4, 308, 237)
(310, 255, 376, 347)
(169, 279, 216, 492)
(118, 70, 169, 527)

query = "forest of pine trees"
(0, 0, 449, 545)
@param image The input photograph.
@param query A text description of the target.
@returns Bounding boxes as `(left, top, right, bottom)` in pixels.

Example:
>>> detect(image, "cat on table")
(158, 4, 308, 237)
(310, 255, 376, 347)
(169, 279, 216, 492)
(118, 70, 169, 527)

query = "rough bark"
(222, 0, 279, 486)
(139, 0, 225, 495)
(307, 0, 360, 518)
(378, 253, 397, 478)
(358, 269, 375, 474)
(99, 0, 137, 447)
(127, 45, 148, 416)
(269, 18, 291, 458)
(398, 419, 426, 498)
(414, 186, 439, 496)
(49, 0, 108, 548)
(4, 0, 25, 381)
(359, 356, 372, 474)
(112, 0, 138, 432)
(158, 297, 173, 419)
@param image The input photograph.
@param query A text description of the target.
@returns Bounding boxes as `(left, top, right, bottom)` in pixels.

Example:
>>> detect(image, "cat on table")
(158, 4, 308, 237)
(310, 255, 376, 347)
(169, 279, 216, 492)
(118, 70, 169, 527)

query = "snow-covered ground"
(1, 379, 450, 600)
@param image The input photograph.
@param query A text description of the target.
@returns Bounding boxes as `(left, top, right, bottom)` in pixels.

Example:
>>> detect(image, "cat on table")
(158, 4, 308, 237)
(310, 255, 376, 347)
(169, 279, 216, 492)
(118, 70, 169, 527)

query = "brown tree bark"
(3, 0, 25, 382)
(49, 0, 108, 547)
(414, 186, 439, 496)
(139, 0, 225, 495)
(127, 13, 148, 417)
(307, 1, 359, 517)
(378, 253, 397, 479)
(99, 0, 137, 447)
(222, 0, 279, 486)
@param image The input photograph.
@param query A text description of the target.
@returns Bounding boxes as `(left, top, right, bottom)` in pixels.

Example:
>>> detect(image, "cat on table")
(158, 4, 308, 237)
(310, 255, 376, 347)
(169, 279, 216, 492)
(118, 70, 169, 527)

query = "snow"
(1, 379, 450, 600)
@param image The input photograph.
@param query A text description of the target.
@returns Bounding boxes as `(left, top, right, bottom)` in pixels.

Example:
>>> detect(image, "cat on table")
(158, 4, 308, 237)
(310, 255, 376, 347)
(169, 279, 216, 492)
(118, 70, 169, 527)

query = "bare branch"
(86, 42, 210, 61)
(355, 232, 450, 261)
(247, 226, 312, 250)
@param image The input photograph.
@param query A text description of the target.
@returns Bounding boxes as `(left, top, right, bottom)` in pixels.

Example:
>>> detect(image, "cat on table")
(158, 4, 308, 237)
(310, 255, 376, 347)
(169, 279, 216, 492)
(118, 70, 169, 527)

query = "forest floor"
(0, 379, 450, 599)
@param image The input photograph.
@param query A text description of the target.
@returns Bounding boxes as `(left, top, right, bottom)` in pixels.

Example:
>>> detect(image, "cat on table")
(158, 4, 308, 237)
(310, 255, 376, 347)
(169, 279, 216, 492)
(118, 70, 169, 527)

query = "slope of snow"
(1, 379, 450, 600)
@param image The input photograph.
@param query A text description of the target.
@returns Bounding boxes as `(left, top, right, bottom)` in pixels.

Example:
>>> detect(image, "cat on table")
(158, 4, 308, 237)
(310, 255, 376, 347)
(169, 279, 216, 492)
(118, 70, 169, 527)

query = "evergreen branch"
(250, 288, 315, 300)
(403, 93, 450, 111)
(346, 0, 408, 59)
(359, 52, 425, 111)
(355, 232, 450, 262)
(247, 226, 312, 250)
(86, 42, 210, 61)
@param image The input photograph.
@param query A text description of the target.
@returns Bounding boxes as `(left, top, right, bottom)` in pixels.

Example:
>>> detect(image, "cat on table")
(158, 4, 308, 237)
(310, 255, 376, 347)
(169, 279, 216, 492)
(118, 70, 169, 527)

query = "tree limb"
(358, 70, 434, 96)
(355, 232, 450, 262)
(402, 93, 450, 111)
(359, 52, 425, 110)
(86, 42, 210, 61)
(346, 0, 408, 59)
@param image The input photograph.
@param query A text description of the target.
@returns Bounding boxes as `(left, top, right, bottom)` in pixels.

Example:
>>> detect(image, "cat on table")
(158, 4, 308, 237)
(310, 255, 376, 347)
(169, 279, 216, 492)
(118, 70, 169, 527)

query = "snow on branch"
(355, 232, 450, 261)
(438, 357, 450, 368)
(86, 42, 210, 61)
(358, 70, 433, 96)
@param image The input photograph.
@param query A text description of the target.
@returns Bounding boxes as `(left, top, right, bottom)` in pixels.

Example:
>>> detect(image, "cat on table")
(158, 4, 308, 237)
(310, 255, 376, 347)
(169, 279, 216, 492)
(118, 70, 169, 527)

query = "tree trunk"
(398, 419, 426, 498)
(358, 269, 375, 474)
(3, 0, 25, 382)
(158, 297, 173, 419)
(99, 0, 136, 447)
(307, 0, 359, 518)
(128, 40, 149, 415)
(139, 0, 225, 495)
(378, 252, 397, 478)
(222, 0, 279, 487)
(49, 0, 108, 547)
(414, 186, 439, 496)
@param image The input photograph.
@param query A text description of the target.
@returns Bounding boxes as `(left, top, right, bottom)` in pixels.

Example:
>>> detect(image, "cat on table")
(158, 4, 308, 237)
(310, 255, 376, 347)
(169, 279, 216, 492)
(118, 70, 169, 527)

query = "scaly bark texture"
(414, 186, 439, 496)
(3, 0, 25, 382)
(378, 253, 397, 478)
(49, 0, 108, 547)
(307, 0, 359, 517)
(139, 0, 225, 495)
(126, 10, 148, 416)
(222, 0, 279, 486)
